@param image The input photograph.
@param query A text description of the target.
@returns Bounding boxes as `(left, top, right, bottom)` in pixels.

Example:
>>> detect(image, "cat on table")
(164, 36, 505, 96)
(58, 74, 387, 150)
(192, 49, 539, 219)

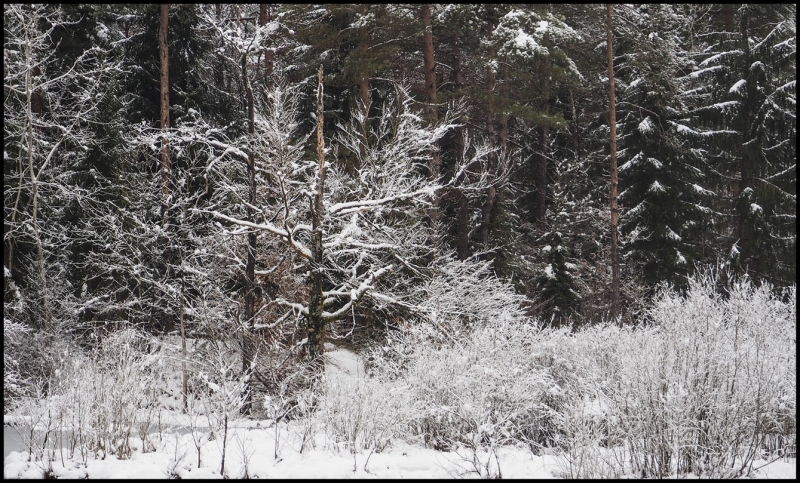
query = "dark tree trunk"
(307, 66, 327, 364)
(158, 3, 173, 334)
(570, 89, 580, 167)
(737, 6, 755, 277)
(356, 5, 370, 164)
(451, 33, 470, 260)
(31, 66, 43, 118)
(481, 18, 496, 249)
(159, 4, 171, 233)
(723, 3, 735, 32)
(241, 50, 257, 415)
(606, 4, 620, 320)
(533, 31, 551, 229)
(421, 5, 441, 243)
(259, 4, 274, 82)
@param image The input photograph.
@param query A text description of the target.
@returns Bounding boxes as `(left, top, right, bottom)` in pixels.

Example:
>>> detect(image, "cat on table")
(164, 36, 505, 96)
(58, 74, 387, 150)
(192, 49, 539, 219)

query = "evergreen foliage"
(614, 5, 714, 293)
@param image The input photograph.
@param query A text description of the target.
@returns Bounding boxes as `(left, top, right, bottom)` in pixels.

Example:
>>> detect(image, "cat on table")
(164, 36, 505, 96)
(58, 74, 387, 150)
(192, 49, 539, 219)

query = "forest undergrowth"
(4, 273, 796, 478)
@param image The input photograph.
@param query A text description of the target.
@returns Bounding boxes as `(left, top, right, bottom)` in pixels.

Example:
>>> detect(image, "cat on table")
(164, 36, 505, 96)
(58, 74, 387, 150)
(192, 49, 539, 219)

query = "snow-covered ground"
(4, 419, 795, 479)
(3, 427, 562, 479)
(4, 346, 796, 479)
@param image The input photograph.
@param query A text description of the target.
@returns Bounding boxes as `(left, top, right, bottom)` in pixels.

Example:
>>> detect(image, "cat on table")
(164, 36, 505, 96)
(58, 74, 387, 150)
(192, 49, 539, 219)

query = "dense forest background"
(4, 3, 796, 399)
(3, 5, 796, 478)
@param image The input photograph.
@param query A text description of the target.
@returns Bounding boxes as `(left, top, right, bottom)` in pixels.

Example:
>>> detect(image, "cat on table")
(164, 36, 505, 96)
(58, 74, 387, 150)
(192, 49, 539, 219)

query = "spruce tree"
(614, 5, 714, 293)
(689, 4, 796, 286)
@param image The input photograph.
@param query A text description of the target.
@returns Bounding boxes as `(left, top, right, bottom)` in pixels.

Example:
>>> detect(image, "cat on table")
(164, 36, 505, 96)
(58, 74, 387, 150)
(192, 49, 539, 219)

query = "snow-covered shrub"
(68, 329, 164, 459)
(10, 329, 166, 465)
(554, 323, 655, 478)
(3, 318, 31, 404)
(189, 338, 251, 476)
(255, 333, 319, 422)
(648, 275, 795, 477)
(9, 388, 55, 469)
(411, 256, 529, 344)
(559, 273, 796, 478)
(521, 323, 599, 450)
(364, 256, 567, 452)
(2, 320, 73, 407)
(372, 316, 563, 452)
(317, 370, 413, 453)
(557, 392, 626, 479)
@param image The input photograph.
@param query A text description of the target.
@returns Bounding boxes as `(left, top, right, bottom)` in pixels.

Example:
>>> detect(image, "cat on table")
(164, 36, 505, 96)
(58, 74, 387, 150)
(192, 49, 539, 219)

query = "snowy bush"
(361, 256, 568, 454)
(410, 256, 529, 344)
(371, 316, 564, 452)
(9, 329, 166, 464)
(188, 338, 251, 476)
(559, 273, 796, 478)
(3, 318, 31, 403)
(317, 371, 413, 453)
(2, 320, 73, 407)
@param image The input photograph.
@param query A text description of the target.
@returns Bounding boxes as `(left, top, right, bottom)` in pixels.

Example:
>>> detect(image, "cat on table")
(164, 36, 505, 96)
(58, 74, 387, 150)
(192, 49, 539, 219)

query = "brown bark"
(357, 5, 370, 163)
(607, 4, 620, 320)
(159, 4, 171, 231)
(259, 5, 274, 81)
(357, 6, 370, 113)
(307, 66, 327, 363)
(156, 4, 172, 335)
(481, 183, 496, 250)
(498, 59, 510, 152)
(737, 6, 754, 276)
(722, 3, 735, 32)
(451, 33, 470, 260)
(421, 5, 441, 243)
(493, 61, 514, 243)
(533, 32, 551, 229)
(481, 18, 496, 248)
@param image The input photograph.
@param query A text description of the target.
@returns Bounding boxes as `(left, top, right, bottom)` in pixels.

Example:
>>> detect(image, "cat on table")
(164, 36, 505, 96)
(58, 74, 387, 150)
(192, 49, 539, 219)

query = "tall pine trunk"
(421, 5, 441, 247)
(259, 4, 274, 83)
(481, 18, 496, 249)
(606, 4, 620, 320)
(158, 3, 173, 334)
(159, 4, 171, 233)
(533, 32, 551, 229)
(450, 32, 470, 260)
(356, 5, 370, 165)
(737, 7, 755, 278)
